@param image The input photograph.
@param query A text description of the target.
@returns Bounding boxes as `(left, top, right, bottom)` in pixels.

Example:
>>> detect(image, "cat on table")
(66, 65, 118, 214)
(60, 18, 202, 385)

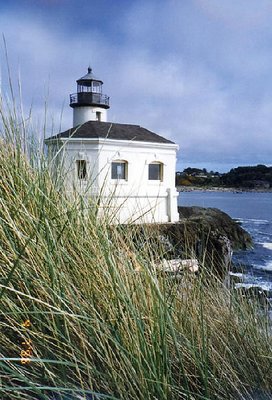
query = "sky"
(1, 0, 272, 172)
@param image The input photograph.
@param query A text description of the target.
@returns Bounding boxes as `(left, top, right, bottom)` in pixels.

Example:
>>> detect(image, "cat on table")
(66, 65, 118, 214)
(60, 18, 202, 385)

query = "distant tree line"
(176, 165, 272, 189)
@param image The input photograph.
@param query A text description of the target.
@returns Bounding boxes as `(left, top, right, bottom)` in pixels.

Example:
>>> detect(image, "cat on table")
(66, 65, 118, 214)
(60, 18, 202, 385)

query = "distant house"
(45, 68, 179, 224)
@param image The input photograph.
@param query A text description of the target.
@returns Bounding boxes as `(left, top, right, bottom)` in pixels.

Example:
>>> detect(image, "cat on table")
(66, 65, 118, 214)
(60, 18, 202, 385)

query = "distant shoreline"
(176, 186, 272, 193)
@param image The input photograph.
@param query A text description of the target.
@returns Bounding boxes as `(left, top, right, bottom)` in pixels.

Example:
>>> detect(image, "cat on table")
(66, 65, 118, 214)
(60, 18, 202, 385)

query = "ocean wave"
(256, 232, 272, 237)
(237, 218, 270, 224)
(229, 272, 244, 278)
(260, 242, 272, 250)
(253, 261, 272, 272)
(235, 282, 272, 291)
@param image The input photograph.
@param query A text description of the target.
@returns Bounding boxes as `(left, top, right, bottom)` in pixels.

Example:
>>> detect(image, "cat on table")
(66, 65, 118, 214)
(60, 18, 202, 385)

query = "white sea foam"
(229, 272, 244, 278)
(252, 261, 272, 272)
(235, 282, 272, 291)
(236, 218, 269, 224)
(261, 261, 272, 271)
(260, 242, 272, 250)
(235, 283, 259, 289)
(250, 220, 269, 225)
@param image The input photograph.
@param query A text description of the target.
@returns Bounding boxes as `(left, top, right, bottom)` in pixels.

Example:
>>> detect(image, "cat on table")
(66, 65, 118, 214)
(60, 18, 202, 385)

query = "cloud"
(0, 0, 272, 171)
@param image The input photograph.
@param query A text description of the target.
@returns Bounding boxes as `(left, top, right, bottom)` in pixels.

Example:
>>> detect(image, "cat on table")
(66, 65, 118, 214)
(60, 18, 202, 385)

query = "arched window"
(148, 162, 163, 181)
(76, 160, 87, 180)
(111, 160, 128, 180)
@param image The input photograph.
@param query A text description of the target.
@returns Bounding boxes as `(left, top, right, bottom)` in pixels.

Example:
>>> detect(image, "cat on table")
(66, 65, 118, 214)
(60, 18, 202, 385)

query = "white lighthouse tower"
(46, 67, 180, 224)
(69, 67, 110, 127)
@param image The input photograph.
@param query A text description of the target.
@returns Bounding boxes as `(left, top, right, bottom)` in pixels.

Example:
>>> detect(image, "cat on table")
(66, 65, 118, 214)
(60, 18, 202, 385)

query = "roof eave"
(45, 136, 178, 150)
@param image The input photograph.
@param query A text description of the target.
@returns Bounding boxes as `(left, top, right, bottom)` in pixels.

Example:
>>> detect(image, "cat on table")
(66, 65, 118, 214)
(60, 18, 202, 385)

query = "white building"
(45, 67, 179, 224)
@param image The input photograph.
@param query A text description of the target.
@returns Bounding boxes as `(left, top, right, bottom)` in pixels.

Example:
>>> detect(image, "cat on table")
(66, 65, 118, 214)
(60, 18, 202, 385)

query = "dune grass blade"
(0, 84, 272, 399)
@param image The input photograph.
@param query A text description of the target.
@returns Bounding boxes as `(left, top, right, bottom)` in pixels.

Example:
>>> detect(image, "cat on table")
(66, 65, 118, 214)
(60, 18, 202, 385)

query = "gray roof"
(45, 121, 175, 144)
(77, 67, 102, 83)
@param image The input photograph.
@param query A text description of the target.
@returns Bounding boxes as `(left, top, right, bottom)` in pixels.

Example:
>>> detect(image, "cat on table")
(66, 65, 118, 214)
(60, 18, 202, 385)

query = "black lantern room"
(70, 67, 110, 109)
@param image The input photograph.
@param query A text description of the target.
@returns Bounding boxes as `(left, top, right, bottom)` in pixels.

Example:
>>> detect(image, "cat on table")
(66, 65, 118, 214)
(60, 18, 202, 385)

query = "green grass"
(0, 91, 272, 400)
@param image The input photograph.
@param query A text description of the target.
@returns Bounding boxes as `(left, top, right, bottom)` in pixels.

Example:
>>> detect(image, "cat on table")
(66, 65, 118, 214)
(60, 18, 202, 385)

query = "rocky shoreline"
(163, 206, 252, 278)
(122, 206, 253, 279)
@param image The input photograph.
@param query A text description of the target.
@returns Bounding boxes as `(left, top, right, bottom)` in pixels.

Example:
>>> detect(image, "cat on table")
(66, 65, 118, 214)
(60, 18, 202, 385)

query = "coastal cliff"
(178, 206, 252, 251)
(124, 206, 252, 278)
(177, 206, 252, 276)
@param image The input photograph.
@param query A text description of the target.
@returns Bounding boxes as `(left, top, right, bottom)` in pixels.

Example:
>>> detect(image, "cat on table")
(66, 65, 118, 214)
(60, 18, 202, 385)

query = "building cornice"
(45, 137, 179, 151)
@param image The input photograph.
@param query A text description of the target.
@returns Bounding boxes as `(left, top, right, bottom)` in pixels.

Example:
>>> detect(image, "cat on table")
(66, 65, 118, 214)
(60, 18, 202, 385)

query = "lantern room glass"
(77, 81, 102, 93)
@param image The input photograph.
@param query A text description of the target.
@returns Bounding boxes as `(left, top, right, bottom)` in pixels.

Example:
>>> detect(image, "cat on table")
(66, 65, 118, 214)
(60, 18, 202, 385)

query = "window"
(96, 111, 101, 121)
(148, 162, 163, 181)
(111, 161, 128, 180)
(92, 81, 102, 93)
(77, 160, 87, 180)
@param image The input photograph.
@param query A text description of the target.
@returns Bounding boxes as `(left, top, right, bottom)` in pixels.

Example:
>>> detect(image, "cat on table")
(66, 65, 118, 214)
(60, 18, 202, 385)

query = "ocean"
(178, 191, 272, 291)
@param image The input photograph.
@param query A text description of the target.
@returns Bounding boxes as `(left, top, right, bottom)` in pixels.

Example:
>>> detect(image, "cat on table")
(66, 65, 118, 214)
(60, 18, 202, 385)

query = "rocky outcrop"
(169, 206, 253, 277)
(235, 286, 272, 307)
(122, 206, 252, 279)
(119, 206, 252, 278)
(178, 206, 252, 250)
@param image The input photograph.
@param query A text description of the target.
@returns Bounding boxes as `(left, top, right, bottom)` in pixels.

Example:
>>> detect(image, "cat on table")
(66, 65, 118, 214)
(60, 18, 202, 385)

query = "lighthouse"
(46, 67, 180, 224)
(69, 67, 110, 127)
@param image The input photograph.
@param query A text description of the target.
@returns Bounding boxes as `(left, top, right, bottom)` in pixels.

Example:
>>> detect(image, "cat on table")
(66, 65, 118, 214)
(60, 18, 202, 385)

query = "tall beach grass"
(0, 83, 272, 400)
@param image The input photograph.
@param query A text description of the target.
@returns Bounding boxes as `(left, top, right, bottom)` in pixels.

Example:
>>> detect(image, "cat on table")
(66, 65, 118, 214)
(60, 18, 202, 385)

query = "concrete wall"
(73, 106, 107, 126)
(46, 138, 179, 224)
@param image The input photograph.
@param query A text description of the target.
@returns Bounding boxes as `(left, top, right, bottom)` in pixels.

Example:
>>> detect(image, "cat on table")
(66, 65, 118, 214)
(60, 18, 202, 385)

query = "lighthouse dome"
(77, 67, 103, 85)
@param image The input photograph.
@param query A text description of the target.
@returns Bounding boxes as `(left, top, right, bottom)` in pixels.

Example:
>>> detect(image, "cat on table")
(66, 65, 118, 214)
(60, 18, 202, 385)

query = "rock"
(119, 206, 253, 279)
(155, 207, 252, 277)
(178, 206, 253, 251)
(249, 390, 272, 400)
(229, 272, 244, 285)
(231, 264, 247, 274)
(175, 206, 253, 278)
(235, 286, 271, 307)
(156, 258, 199, 274)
